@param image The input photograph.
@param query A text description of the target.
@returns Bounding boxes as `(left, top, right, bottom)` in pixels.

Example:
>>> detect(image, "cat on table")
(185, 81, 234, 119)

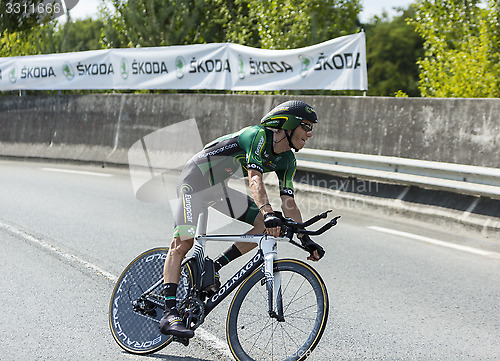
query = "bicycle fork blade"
(264, 271, 285, 322)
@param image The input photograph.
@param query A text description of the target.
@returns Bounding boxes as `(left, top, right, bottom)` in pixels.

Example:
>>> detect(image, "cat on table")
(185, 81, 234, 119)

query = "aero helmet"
(261, 100, 317, 151)
(260, 100, 317, 130)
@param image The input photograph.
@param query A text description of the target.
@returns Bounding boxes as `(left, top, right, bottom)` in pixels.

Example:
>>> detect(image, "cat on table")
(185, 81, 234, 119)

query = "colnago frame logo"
(210, 253, 262, 303)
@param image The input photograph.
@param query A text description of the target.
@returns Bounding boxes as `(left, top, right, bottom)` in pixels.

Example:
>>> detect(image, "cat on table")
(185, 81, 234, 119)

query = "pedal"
(173, 336, 190, 347)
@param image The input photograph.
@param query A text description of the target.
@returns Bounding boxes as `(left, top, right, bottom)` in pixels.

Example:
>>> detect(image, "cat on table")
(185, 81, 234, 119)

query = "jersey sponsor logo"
(247, 163, 263, 173)
(198, 142, 238, 158)
(255, 136, 265, 157)
(265, 161, 276, 169)
(184, 194, 193, 223)
(180, 183, 194, 193)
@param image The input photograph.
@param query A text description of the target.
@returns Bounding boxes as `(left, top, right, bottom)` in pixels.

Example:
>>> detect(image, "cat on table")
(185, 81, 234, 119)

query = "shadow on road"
(120, 350, 227, 361)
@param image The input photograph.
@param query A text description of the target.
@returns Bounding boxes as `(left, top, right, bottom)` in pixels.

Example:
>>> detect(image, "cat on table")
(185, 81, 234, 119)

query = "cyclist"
(159, 100, 325, 338)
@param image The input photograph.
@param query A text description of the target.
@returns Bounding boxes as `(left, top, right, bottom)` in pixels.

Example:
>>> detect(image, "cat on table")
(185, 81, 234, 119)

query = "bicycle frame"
(136, 202, 305, 326)
(187, 207, 287, 321)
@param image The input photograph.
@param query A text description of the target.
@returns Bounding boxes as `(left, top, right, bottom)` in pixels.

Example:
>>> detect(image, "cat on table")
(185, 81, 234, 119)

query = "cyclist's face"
(291, 120, 313, 149)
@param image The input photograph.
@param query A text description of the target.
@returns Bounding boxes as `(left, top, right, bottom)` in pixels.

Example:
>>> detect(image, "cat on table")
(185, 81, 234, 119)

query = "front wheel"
(226, 259, 329, 361)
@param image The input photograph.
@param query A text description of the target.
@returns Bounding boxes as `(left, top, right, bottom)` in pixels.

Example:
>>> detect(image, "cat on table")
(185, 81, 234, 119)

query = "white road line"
(196, 327, 232, 357)
(368, 226, 495, 257)
(0, 221, 232, 358)
(41, 167, 113, 177)
(0, 221, 118, 281)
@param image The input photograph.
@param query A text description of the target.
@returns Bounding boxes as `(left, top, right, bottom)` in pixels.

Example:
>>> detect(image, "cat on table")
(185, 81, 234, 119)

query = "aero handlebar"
(278, 210, 341, 239)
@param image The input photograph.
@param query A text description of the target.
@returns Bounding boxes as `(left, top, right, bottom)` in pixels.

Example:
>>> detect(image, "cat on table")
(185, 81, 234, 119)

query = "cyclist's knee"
(169, 236, 194, 257)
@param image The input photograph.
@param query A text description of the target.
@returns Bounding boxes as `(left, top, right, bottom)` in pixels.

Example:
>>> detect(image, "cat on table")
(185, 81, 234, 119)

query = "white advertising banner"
(0, 33, 367, 91)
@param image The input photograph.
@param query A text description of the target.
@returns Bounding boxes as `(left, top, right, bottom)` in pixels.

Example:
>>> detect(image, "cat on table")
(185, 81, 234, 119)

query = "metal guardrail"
(295, 149, 500, 200)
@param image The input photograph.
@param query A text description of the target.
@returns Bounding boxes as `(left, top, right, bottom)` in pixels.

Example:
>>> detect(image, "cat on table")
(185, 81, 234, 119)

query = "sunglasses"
(299, 122, 313, 132)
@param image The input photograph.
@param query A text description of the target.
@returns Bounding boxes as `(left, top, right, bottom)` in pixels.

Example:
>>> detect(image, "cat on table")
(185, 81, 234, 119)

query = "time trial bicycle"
(109, 202, 340, 361)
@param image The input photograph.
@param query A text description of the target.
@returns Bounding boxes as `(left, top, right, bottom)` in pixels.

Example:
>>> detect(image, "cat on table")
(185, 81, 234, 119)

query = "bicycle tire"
(109, 247, 172, 355)
(226, 259, 328, 361)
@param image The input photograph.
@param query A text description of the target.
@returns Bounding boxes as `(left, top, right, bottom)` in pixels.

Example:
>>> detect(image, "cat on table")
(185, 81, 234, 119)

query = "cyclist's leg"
(160, 170, 208, 338)
(164, 164, 212, 285)
(212, 187, 262, 262)
(163, 235, 194, 283)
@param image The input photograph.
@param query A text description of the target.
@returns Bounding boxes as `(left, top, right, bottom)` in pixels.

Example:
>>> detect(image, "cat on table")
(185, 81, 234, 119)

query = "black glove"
(264, 212, 282, 229)
(299, 234, 325, 260)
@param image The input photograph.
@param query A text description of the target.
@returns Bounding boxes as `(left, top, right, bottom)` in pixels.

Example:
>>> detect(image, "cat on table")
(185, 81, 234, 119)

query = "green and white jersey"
(193, 125, 296, 197)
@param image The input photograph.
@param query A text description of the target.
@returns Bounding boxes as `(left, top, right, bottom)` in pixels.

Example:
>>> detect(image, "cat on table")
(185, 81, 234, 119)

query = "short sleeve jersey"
(192, 125, 297, 197)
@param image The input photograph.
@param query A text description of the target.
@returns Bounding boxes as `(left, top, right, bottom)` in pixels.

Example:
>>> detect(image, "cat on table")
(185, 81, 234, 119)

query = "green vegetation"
(1, 0, 499, 97)
(410, 0, 500, 97)
(364, 7, 423, 97)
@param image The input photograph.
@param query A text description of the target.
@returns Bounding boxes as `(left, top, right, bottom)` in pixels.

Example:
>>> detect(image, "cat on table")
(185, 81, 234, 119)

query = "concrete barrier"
(1, 94, 500, 168)
(1, 93, 499, 235)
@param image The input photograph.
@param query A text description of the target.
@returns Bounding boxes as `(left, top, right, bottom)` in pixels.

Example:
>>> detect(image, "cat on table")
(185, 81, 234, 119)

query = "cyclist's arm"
(248, 169, 271, 211)
(277, 156, 301, 221)
(248, 169, 281, 237)
(280, 195, 302, 223)
(280, 195, 321, 261)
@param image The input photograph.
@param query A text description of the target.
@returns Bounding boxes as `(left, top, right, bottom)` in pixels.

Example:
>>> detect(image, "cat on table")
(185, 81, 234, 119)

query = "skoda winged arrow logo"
(9, 67, 16, 83)
(238, 55, 245, 79)
(62, 63, 74, 80)
(299, 55, 313, 77)
(121, 58, 129, 79)
(176, 56, 185, 79)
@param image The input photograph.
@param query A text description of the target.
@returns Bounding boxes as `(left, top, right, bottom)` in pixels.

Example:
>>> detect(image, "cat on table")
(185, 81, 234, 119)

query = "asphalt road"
(1, 159, 499, 361)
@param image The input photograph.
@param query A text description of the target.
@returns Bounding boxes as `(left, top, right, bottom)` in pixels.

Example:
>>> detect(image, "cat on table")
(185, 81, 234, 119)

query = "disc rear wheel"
(109, 248, 172, 354)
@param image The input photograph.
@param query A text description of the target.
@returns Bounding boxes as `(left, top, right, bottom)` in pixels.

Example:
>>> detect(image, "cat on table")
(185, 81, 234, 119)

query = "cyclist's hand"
(264, 212, 282, 237)
(300, 235, 325, 261)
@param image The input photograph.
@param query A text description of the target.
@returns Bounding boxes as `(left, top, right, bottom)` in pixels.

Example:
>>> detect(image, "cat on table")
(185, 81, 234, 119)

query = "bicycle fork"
(261, 237, 285, 322)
